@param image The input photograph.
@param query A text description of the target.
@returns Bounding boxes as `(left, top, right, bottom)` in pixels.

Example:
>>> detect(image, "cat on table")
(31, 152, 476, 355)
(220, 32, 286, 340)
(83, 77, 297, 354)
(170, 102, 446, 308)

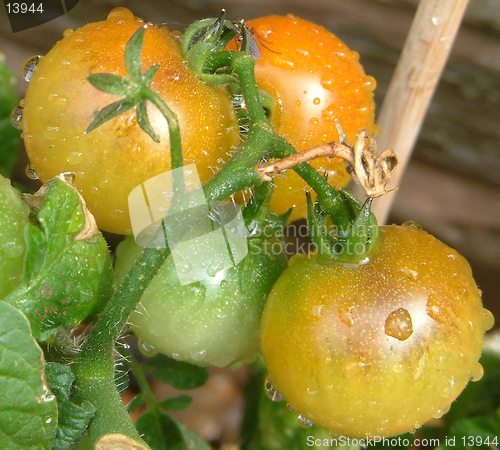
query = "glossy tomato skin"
(23, 8, 238, 235)
(261, 225, 492, 437)
(245, 15, 376, 220)
(0, 175, 29, 297)
(115, 231, 287, 367)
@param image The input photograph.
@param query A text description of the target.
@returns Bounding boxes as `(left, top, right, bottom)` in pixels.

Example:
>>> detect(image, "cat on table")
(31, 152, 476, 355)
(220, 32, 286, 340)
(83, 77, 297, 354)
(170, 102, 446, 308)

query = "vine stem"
(73, 44, 374, 446)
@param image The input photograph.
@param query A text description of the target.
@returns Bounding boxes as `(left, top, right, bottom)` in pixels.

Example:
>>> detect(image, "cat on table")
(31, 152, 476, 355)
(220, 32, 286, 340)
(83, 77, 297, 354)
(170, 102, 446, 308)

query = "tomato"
(115, 229, 287, 367)
(0, 175, 29, 298)
(23, 7, 239, 235)
(241, 15, 376, 220)
(261, 224, 493, 437)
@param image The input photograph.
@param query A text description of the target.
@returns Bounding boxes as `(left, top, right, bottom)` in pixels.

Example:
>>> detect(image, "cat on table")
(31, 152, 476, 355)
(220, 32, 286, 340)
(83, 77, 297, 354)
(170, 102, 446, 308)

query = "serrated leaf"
(5, 174, 113, 339)
(136, 99, 160, 143)
(145, 355, 208, 390)
(86, 98, 136, 133)
(0, 301, 57, 449)
(87, 73, 131, 96)
(159, 395, 192, 411)
(135, 412, 183, 450)
(54, 399, 95, 450)
(125, 27, 146, 82)
(45, 362, 95, 450)
(45, 362, 75, 400)
(0, 54, 21, 176)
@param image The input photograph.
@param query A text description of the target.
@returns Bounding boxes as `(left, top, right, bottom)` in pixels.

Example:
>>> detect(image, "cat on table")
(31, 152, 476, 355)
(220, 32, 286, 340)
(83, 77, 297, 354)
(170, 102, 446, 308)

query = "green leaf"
(0, 302, 57, 449)
(159, 395, 192, 411)
(137, 98, 160, 143)
(446, 413, 500, 450)
(135, 411, 183, 450)
(0, 54, 21, 176)
(173, 419, 210, 450)
(5, 174, 113, 339)
(45, 362, 95, 450)
(143, 64, 160, 85)
(127, 394, 144, 413)
(87, 73, 131, 96)
(145, 355, 209, 390)
(45, 362, 75, 400)
(125, 27, 146, 82)
(86, 98, 136, 134)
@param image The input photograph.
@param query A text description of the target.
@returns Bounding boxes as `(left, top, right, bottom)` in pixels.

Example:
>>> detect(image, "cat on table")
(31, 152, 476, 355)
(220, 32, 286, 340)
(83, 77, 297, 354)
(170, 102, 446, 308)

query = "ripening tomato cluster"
(14, 7, 493, 439)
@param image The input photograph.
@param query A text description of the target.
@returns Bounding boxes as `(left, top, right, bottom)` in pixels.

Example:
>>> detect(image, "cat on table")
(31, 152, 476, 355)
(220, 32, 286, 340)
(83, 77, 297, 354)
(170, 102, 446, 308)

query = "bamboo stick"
(373, 0, 470, 223)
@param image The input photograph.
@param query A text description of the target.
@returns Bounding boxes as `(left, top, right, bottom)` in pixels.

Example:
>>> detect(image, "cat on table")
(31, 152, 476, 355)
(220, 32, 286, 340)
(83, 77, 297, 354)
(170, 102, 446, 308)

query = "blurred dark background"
(0, 0, 498, 312)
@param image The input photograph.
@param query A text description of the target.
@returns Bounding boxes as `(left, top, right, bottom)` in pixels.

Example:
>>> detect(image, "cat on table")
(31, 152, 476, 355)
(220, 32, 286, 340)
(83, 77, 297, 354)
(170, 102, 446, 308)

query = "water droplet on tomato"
(338, 305, 354, 327)
(321, 79, 334, 89)
(107, 7, 135, 20)
(402, 220, 422, 229)
(311, 304, 324, 317)
(25, 164, 39, 180)
(264, 377, 283, 402)
(470, 362, 484, 382)
(482, 308, 494, 331)
(63, 28, 73, 38)
(364, 75, 377, 91)
(66, 151, 83, 166)
(274, 57, 296, 70)
(309, 117, 319, 126)
(385, 308, 413, 341)
(312, 97, 321, 105)
(10, 105, 23, 129)
(139, 341, 158, 357)
(23, 55, 42, 82)
(297, 414, 313, 428)
(400, 267, 418, 280)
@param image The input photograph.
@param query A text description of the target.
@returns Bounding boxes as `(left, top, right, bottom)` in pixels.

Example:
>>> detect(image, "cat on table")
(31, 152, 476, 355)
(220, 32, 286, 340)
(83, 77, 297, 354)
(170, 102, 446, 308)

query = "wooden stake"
(372, 0, 470, 223)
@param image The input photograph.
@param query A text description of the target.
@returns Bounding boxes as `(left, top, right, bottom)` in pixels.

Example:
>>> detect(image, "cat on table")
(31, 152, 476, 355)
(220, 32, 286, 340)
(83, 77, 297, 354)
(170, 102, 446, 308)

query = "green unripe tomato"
(261, 224, 493, 438)
(115, 232, 287, 367)
(0, 175, 29, 297)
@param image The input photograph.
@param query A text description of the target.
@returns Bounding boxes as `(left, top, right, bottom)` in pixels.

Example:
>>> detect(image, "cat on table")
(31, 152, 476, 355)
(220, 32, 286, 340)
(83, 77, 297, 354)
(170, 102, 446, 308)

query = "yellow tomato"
(23, 7, 238, 235)
(261, 225, 492, 437)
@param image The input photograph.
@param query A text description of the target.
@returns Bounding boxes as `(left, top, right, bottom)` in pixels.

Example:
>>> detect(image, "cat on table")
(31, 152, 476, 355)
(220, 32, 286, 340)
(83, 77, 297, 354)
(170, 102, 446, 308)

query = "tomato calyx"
(85, 26, 183, 168)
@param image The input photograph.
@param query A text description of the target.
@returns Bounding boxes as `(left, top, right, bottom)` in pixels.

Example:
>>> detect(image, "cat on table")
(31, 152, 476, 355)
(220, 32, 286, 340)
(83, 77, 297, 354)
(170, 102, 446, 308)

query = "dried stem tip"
(257, 130, 398, 198)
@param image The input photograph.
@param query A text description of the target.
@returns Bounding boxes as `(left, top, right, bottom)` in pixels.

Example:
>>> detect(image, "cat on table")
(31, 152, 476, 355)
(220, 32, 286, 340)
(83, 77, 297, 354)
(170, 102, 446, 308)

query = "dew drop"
(10, 105, 23, 129)
(139, 341, 158, 358)
(25, 164, 39, 180)
(264, 377, 283, 402)
(190, 349, 207, 361)
(400, 267, 418, 280)
(312, 97, 321, 105)
(321, 79, 334, 89)
(364, 75, 377, 91)
(402, 220, 422, 229)
(470, 362, 484, 382)
(63, 28, 73, 38)
(385, 308, 413, 341)
(67, 151, 83, 166)
(23, 55, 42, 82)
(107, 7, 135, 20)
(447, 253, 457, 261)
(309, 117, 319, 126)
(274, 57, 296, 70)
(482, 308, 494, 331)
(311, 304, 324, 318)
(338, 305, 354, 327)
(297, 414, 313, 428)
(45, 417, 52, 424)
